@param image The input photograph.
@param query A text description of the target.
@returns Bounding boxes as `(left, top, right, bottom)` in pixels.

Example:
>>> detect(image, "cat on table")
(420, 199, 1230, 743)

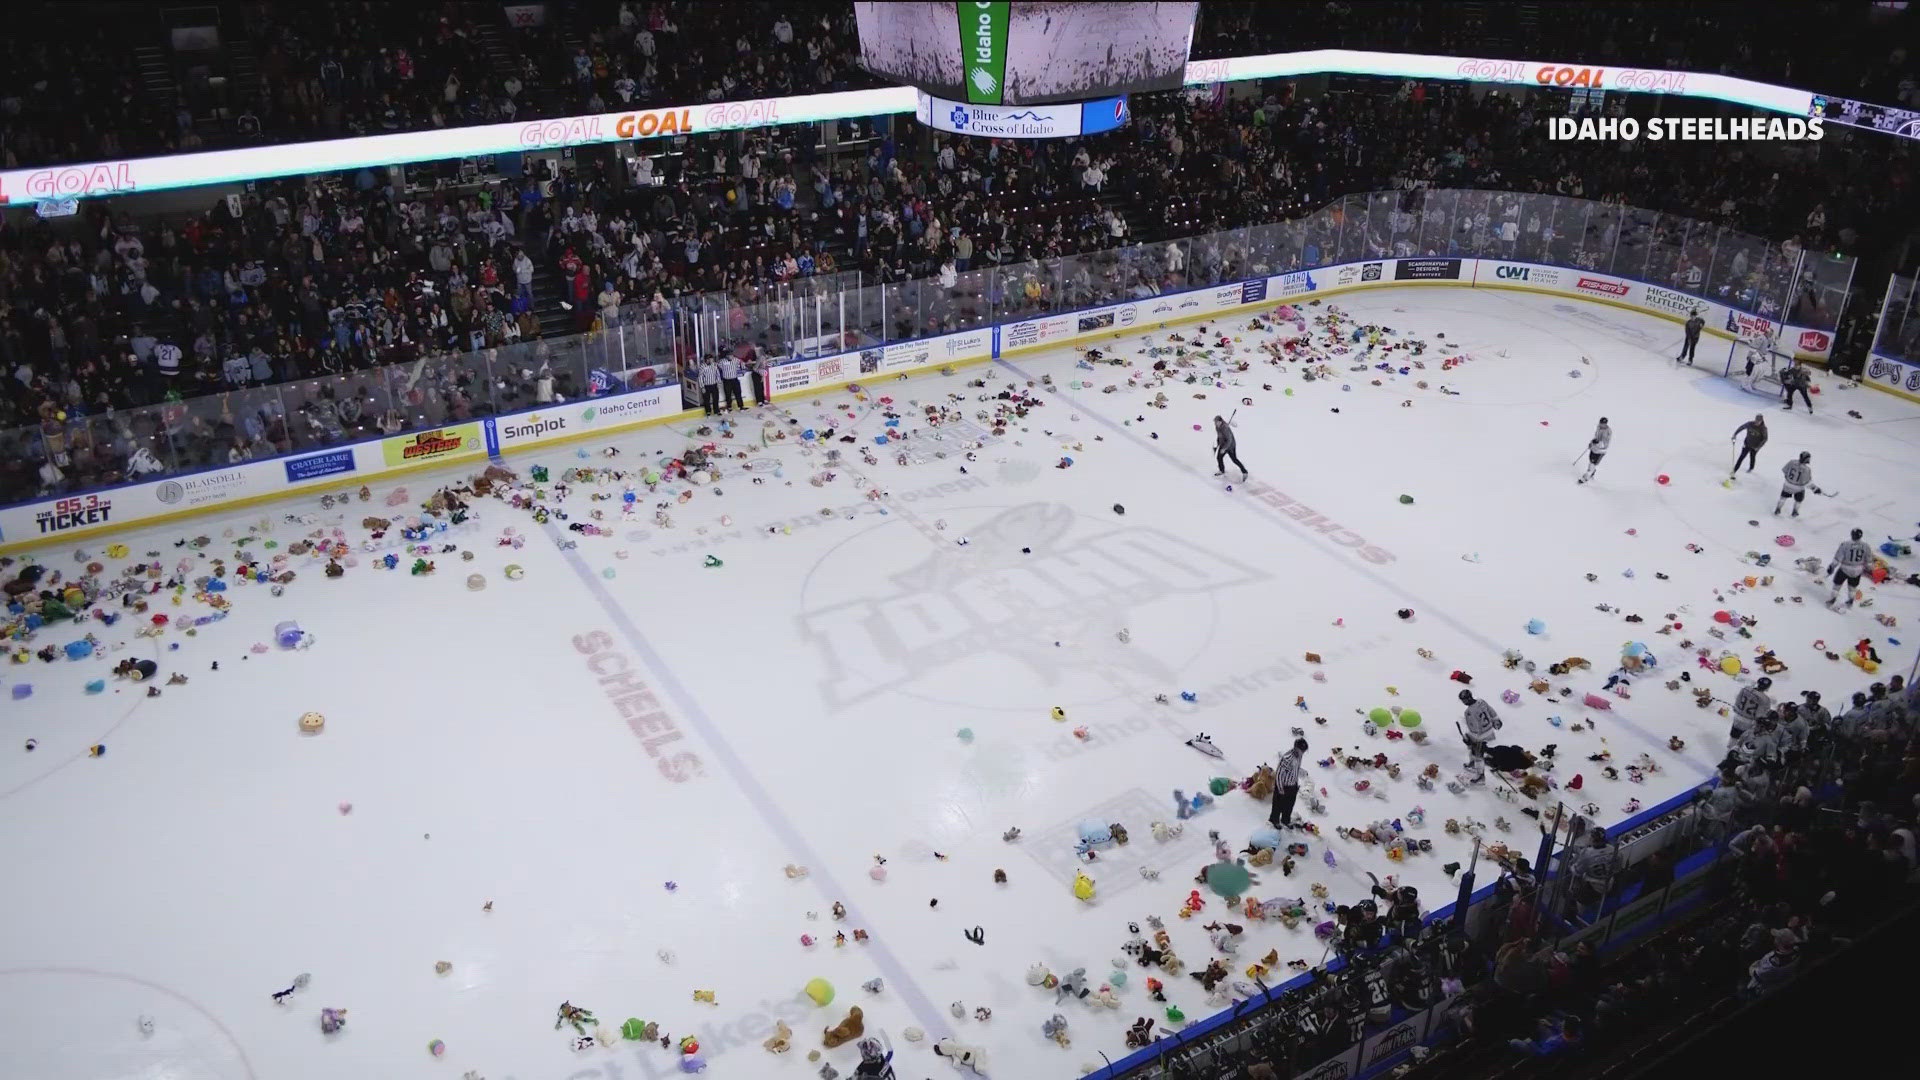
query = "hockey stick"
(1812, 486, 1840, 498)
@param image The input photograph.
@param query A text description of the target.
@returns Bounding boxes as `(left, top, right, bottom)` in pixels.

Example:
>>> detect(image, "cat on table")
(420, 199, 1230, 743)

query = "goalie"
(1741, 333, 1776, 379)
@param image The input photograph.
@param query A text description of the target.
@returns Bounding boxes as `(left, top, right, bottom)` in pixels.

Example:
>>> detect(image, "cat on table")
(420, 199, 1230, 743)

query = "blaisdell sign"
(152, 469, 250, 509)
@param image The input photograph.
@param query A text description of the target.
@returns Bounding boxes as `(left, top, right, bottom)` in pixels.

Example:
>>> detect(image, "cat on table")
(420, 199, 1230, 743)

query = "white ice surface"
(2, 288, 1916, 1080)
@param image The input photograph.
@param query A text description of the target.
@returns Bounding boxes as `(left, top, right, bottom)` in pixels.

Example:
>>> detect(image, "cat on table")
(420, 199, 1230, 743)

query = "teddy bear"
(1193, 959, 1230, 992)
(1242, 764, 1276, 800)
(762, 1021, 791, 1053)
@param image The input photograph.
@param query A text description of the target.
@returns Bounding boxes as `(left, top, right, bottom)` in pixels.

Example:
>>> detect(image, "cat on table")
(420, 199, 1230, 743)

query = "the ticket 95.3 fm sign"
(32, 493, 113, 535)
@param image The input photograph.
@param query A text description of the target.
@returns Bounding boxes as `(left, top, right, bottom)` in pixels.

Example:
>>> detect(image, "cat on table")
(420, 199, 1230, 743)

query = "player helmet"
(1851, 528, 1864, 540)
(1458, 689, 1474, 705)
(1799, 451, 1811, 462)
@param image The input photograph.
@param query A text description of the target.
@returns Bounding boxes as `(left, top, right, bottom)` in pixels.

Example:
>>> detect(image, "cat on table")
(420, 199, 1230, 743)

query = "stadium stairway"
(131, 29, 178, 119)
(469, 6, 526, 83)
(531, 263, 575, 338)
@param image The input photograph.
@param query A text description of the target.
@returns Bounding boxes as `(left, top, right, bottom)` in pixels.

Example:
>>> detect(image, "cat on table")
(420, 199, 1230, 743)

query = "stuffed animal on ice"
(1072, 870, 1096, 902)
(934, 1036, 990, 1074)
(1041, 1013, 1071, 1048)
(1054, 967, 1090, 1003)
(1174, 789, 1214, 819)
(555, 1001, 597, 1035)
(1850, 639, 1881, 672)
(1075, 821, 1115, 856)
(822, 1006, 864, 1048)
(1242, 764, 1276, 800)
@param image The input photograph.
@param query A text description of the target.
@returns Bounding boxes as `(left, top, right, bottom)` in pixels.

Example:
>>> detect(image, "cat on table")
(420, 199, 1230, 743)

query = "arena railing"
(0, 190, 1853, 511)
(1865, 271, 1920, 398)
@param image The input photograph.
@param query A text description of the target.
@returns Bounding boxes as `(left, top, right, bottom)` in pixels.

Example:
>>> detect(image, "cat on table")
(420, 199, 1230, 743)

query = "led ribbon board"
(0, 50, 1846, 205)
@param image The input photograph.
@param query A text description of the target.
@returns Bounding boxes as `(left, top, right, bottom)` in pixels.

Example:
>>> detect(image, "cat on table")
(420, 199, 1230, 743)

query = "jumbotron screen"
(853, 1, 1198, 106)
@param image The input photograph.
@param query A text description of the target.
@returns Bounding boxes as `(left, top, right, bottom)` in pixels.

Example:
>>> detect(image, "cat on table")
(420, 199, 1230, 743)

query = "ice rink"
(2, 287, 1916, 1080)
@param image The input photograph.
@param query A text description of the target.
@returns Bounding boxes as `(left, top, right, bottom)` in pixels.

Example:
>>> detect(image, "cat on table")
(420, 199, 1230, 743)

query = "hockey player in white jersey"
(1457, 689, 1503, 777)
(1827, 527, 1872, 608)
(1729, 677, 1775, 748)
(1578, 417, 1611, 484)
(1774, 451, 1813, 517)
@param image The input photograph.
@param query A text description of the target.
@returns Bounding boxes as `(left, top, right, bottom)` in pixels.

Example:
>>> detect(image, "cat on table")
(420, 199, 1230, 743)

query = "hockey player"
(1827, 527, 1872, 608)
(1578, 417, 1611, 484)
(1458, 689, 1503, 777)
(1777, 702, 1810, 761)
(1735, 717, 1784, 770)
(1775, 451, 1813, 517)
(1730, 413, 1768, 477)
(1677, 309, 1705, 365)
(1780, 364, 1813, 412)
(1212, 415, 1247, 480)
(1741, 334, 1773, 380)
(1729, 677, 1775, 749)
(1797, 690, 1831, 746)
(1697, 769, 1748, 840)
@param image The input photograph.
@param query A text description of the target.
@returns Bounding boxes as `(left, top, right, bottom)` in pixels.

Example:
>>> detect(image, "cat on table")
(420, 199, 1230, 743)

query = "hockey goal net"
(1725, 332, 1795, 397)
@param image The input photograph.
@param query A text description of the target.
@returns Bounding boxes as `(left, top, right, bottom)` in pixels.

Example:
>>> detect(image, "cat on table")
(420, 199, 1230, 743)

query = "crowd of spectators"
(2, 0, 1917, 505)
(5, 3, 1914, 171)
(0, 2, 874, 169)
(1416, 672, 1920, 1074)
(3, 68, 1908, 502)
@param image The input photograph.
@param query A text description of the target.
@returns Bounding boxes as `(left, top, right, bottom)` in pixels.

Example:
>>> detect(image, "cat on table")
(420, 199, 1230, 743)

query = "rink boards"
(0, 257, 1844, 552)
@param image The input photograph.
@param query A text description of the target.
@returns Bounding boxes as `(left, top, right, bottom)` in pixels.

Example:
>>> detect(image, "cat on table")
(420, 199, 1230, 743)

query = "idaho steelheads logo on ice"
(798, 503, 1265, 709)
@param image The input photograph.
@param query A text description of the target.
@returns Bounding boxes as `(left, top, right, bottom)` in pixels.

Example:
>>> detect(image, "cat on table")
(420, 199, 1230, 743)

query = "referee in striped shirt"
(1269, 738, 1309, 828)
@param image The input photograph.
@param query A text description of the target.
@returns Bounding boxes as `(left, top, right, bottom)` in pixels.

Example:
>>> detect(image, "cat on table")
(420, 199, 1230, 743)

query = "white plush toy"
(933, 1037, 989, 1075)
